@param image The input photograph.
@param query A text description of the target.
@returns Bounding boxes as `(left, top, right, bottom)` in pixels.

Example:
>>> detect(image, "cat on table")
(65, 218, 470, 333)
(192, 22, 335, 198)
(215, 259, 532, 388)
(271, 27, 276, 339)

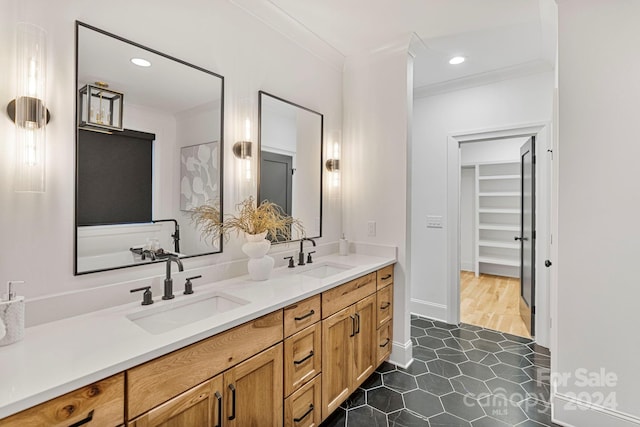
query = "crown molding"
(414, 59, 553, 99)
(228, 0, 345, 72)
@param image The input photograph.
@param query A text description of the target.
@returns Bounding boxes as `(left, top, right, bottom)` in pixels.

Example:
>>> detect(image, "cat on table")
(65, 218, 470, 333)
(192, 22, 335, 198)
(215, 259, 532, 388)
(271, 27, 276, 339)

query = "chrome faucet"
(298, 238, 316, 266)
(163, 255, 184, 300)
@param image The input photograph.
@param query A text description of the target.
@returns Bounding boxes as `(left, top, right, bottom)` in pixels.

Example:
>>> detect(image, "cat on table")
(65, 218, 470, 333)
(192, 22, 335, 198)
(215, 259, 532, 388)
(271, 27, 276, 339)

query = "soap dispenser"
(0, 281, 25, 346)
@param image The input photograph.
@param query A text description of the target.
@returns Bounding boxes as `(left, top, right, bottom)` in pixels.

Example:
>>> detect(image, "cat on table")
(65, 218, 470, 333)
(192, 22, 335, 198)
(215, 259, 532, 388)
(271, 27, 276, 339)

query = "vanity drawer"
(322, 273, 376, 319)
(284, 295, 321, 338)
(377, 265, 394, 290)
(377, 321, 393, 365)
(284, 323, 322, 397)
(376, 284, 393, 328)
(1, 373, 124, 427)
(284, 374, 322, 427)
(127, 310, 283, 419)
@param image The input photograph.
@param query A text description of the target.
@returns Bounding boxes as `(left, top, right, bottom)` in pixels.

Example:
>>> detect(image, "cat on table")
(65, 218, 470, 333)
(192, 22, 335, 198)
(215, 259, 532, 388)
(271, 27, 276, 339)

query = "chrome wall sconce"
(7, 23, 50, 193)
(232, 140, 252, 159)
(79, 82, 124, 131)
(326, 131, 341, 188)
(325, 158, 340, 172)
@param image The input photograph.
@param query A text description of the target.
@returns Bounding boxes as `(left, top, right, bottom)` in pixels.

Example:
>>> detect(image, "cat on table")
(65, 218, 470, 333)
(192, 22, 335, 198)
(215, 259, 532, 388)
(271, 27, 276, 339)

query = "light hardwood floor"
(460, 271, 531, 338)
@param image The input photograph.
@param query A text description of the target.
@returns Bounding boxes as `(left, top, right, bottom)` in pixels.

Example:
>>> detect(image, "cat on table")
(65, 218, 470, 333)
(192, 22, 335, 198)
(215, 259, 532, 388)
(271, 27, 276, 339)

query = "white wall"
(0, 0, 342, 323)
(554, 1, 640, 424)
(343, 41, 413, 366)
(411, 72, 554, 321)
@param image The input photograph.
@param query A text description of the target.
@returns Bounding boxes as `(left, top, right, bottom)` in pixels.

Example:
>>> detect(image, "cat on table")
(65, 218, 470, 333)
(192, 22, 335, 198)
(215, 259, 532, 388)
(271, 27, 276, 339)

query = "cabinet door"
(321, 306, 354, 417)
(224, 343, 283, 427)
(352, 294, 376, 389)
(128, 375, 223, 427)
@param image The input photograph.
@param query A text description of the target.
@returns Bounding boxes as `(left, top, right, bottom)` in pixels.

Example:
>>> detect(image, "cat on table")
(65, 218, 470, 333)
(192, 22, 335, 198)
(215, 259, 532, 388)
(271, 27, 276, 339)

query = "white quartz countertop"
(0, 252, 395, 419)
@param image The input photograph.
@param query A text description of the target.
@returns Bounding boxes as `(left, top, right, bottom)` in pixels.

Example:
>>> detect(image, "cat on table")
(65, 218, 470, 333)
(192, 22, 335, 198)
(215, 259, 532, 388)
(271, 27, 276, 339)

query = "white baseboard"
(461, 262, 473, 272)
(552, 392, 640, 426)
(410, 298, 447, 323)
(389, 339, 413, 369)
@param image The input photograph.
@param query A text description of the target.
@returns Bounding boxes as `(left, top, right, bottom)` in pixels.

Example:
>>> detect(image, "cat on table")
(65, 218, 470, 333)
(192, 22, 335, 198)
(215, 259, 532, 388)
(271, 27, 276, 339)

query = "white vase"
(242, 232, 274, 281)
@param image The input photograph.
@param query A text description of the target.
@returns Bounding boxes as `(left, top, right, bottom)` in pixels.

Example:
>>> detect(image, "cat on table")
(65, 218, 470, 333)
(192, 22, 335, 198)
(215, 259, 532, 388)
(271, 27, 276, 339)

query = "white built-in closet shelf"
(478, 256, 520, 267)
(478, 192, 520, 197)
(478, 240, 519, 249)
(478, 223, 519, 231)
(478, 208, 520, 214)
(478, 174, 520, 180)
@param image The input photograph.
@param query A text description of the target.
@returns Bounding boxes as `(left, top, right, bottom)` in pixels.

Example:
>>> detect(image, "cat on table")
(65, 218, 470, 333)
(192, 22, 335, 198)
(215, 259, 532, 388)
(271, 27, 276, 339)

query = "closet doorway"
(446, 123, 551, 346)
(459, 137, 530, 337)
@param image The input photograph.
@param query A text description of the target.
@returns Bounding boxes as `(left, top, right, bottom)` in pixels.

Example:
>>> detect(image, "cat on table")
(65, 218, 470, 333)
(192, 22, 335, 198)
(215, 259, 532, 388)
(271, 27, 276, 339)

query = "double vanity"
(0, 252, 396, 426)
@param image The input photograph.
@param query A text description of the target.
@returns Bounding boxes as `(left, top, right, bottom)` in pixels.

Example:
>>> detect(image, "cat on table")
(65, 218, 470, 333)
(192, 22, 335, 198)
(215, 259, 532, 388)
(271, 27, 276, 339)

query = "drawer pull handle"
(214, 391, 222, 427)
(380, 338, 390, 348)
(68, 410, 94, 427)
(294, 404, 314, 422)
(293, 350, 314, 365)
(380, 302, 391, 309)
(228, 384, 236, 421)
(381, 274, 392, 280)
(355, 313, 361, 334)
(294, 309, 315, 321)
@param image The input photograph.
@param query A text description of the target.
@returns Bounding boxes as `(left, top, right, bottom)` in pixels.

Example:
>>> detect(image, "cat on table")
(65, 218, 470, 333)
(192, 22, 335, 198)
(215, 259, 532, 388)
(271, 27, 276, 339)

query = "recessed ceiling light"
(131, 58, 151, 67)
(449, 56, 465, 65)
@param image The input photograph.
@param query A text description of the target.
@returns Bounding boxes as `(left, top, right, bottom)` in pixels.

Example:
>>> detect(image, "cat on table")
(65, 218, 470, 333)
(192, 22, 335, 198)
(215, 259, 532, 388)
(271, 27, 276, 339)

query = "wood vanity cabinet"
(376, 272, 394, 365)
(127, 376, 223, 427)
(127, 311, 283, 426)
(223, 344, 284, 427)
(0, 373, 125, 427)
(283, 295, 322, 426)
(320, 267, 394, 420)
(284, 374, 322, 427)
(128, 344, 283, 427)
(1, 264, 395, 427)
(321, 273, 378, 418)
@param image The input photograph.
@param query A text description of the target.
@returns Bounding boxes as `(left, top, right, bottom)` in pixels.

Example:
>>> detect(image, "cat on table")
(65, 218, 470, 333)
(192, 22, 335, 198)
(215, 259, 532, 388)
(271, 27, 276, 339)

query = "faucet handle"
(184, 275, 201, 295)
(131, 286, 154, 305)
(306, 251, 316, 264)
(284, 256, 295, 268)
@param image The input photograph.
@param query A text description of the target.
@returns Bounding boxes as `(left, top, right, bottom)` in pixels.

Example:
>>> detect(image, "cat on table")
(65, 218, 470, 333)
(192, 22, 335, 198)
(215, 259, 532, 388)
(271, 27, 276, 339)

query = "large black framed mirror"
(258, 91, 322, 242)
(75, 22, 224, 275)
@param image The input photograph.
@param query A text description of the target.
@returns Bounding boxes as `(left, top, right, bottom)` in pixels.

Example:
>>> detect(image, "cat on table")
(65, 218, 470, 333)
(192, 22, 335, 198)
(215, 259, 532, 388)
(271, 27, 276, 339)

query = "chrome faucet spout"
(163, 255, 184, 300)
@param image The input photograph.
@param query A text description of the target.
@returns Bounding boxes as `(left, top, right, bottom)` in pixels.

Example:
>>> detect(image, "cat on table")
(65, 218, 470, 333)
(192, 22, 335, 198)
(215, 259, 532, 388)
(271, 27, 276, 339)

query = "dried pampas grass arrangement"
(191, 196, 304, 243)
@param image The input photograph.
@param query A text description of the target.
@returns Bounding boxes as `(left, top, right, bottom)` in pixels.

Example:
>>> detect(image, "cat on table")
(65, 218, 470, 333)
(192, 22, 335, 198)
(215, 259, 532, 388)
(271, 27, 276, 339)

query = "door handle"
(349, 315, 356, 337)
(228, 384, 236, 421)
(545, 260, 552, 267)
(354, 313, 360, 335)
(214, 391, 222, 427)
(514, 236, 529, 241)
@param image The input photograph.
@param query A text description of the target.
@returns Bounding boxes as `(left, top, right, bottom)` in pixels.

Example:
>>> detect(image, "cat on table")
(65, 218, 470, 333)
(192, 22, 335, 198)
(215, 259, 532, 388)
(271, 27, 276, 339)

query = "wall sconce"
(7, 23, 50, 193)
(79, 82, 124, 131)
(234, 118, 254, 183)
(326, 131, 341, 188)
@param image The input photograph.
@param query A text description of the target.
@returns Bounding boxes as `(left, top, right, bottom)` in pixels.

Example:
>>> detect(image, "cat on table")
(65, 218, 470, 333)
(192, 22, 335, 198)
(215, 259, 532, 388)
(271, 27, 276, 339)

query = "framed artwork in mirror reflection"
(180, 141, 220, 211)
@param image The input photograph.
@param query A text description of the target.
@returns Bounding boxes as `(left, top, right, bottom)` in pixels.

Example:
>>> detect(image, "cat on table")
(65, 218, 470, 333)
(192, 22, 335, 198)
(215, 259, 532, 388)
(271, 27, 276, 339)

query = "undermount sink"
(127, 292, 249, 334)
(297, 262, 352, 279)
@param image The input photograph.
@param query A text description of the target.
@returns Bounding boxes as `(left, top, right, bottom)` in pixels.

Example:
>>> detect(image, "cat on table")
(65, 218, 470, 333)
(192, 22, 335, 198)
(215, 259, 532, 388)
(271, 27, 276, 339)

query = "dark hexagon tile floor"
(320, 315, 561, 427)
